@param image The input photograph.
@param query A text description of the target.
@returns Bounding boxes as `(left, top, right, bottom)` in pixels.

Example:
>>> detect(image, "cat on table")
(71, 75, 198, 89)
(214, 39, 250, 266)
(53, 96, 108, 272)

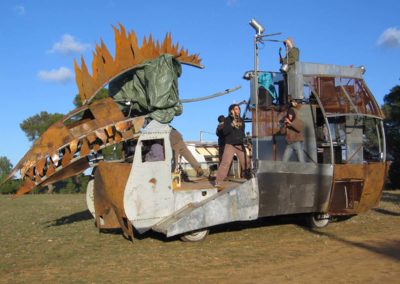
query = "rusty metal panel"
(356, 163, 386, 213)
(93, 162, 131, 229)
(334, 164, 365, 180)
(9, 99, 144, 197)
(329, 163, 386, 214)
(252, 108, 286, 137)
(309, 76, 384, 118)
(328, 180, 363, 213)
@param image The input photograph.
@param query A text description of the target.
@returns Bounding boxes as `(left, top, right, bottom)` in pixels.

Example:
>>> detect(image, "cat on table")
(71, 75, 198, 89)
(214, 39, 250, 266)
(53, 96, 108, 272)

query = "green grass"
(1, 191, 399, 283)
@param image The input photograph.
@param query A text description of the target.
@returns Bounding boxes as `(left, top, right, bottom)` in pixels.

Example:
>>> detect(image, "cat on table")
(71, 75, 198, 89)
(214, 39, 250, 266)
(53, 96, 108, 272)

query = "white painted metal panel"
(124, 120, 174, 232)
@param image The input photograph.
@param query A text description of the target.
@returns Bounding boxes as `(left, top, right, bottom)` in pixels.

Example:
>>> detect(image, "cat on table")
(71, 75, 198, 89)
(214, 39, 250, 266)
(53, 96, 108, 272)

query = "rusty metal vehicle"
(7, 21, 387, 242)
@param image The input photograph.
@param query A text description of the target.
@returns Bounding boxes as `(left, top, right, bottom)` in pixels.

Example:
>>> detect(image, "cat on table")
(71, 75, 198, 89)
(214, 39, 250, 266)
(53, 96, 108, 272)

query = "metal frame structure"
(7, 22, 388, 242)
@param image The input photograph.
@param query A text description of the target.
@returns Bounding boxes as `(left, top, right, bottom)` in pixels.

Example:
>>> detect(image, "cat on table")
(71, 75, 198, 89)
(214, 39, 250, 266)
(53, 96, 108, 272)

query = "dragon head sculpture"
(6, 23, 203, 196)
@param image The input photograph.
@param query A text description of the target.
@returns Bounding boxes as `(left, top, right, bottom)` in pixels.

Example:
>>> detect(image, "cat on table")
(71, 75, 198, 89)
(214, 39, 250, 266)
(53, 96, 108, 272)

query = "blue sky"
(1, 0, 399, 166)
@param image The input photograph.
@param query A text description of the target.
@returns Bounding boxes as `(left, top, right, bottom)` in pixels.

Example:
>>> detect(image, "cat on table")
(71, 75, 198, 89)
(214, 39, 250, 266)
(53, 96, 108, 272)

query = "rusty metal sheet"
(314, 77, 384, 119)
(356, 163, 387, 213)
(69, 139, 79, 155)
(46, 162, 55, 177)
(334, 164, 365, 180)
(7, 100, 144, 196)
(252, 108, 286, 137)
(61, 148, 72, 168)
(36, 158, 46, 177)
(329, 163, 386, 214)
(133, 116, 145, 133)
(12, 179, 35, 198)
(93, 162, 132, 238)
(41, 159, 90, 188)
(80, 138, 90, 157)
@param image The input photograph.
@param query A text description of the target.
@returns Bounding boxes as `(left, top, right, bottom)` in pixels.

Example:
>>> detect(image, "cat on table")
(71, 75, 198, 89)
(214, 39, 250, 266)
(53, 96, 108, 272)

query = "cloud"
(37, 67, 73, 83)
(377, 27, 400, 48)
(226, 0, 238, 7)
(14, 4, 26, 15)
(48, 34, 90, 55)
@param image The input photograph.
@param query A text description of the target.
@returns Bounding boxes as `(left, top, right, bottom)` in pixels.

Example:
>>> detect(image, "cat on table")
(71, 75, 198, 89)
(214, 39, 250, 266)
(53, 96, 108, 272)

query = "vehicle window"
(141, 139, 165, 162)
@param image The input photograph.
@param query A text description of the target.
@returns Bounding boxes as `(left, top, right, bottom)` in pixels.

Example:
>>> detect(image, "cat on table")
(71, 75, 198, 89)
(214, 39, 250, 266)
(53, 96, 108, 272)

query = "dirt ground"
(0, 191, 399, 284)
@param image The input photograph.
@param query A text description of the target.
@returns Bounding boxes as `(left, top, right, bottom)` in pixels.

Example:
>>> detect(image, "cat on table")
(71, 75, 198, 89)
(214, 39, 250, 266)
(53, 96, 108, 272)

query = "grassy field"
(1, 191, 399, 283)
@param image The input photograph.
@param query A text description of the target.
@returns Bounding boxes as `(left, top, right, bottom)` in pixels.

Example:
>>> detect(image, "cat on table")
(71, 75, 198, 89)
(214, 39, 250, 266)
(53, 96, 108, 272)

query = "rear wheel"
(306, 213, 330, 228)
(180, 229, 209, 242)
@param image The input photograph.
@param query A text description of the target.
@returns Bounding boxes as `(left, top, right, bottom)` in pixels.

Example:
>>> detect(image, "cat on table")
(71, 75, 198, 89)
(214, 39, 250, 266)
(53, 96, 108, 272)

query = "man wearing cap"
(280, 37, 300, 70)
(280, 37, 300, 99)
(215, 104, 251, 189)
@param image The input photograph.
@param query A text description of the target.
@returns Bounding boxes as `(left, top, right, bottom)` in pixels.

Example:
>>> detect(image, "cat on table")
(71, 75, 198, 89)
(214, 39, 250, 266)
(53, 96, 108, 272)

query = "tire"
(180, 229, 209, 242)
(306, 213, 330, 228)
(86, 179, 96, 219)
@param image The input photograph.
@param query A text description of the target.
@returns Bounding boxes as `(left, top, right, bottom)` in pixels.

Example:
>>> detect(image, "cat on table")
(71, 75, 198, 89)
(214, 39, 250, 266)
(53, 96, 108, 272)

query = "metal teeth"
(75, 24, 203, 105)
(13, 116, 144, 196)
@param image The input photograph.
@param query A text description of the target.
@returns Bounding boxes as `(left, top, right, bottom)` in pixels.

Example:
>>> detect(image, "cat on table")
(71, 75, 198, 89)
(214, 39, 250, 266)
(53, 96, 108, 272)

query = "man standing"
(216, 115, 225, 164)
(280, 37, 300, 70)
(280, 37, 300, 99)
(282, 105, 305, 162)
(215, 104, 250, 189)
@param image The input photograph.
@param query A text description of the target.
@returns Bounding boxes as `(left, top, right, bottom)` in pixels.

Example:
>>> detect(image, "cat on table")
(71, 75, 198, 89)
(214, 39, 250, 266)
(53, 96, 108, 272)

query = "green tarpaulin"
(109, 54, 183, 123)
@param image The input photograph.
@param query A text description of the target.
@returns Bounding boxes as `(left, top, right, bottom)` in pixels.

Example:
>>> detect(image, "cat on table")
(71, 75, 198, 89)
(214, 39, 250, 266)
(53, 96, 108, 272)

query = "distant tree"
(0, 156, 21, 194)
(20, 111, 64, 142)
(382, 85, 400, 188)
(0, 156, 12, 181)
(0, 179, 22, 194)
(73, 88, 109, 107)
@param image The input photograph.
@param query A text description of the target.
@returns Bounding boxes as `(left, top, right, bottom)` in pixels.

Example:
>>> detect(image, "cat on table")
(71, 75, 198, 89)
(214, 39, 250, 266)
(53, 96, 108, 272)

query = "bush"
(0, 179, 23, 194)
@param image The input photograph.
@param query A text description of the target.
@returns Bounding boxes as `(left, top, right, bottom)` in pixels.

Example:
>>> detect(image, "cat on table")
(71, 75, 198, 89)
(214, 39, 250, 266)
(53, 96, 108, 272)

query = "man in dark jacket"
(215, 104, 250, 188)
(216, 115, 225, 163)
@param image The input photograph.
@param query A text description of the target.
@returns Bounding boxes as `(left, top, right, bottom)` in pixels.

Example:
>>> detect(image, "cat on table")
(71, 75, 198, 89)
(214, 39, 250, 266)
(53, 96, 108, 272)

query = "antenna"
(249, 18, 265, 35)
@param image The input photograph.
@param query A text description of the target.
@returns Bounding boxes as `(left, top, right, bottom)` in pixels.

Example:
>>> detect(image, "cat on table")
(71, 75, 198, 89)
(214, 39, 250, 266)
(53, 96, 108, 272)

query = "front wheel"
(86, 179, 96, 219)
(306, 213, 330, 228)
(180, 229, 209, 242)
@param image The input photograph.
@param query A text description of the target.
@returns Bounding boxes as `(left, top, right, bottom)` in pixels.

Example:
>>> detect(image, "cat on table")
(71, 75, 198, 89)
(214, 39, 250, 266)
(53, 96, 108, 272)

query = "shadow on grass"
(210, 215, 301, 235)
(380, 191, 400, 204)
(372, 208, 400, 216)
(46, 210, 93, 227)
(134, 214, 303, 243)
(302, 227, 400, 261)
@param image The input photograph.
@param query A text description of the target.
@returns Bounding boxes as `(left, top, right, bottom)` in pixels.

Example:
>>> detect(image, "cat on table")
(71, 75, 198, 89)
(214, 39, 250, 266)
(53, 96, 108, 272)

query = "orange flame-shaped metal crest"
(74, 23, 203, 105)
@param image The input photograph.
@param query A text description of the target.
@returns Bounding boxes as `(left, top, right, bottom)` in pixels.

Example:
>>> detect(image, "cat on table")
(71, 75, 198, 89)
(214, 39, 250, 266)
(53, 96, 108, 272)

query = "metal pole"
(254, 34, 259, 161)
